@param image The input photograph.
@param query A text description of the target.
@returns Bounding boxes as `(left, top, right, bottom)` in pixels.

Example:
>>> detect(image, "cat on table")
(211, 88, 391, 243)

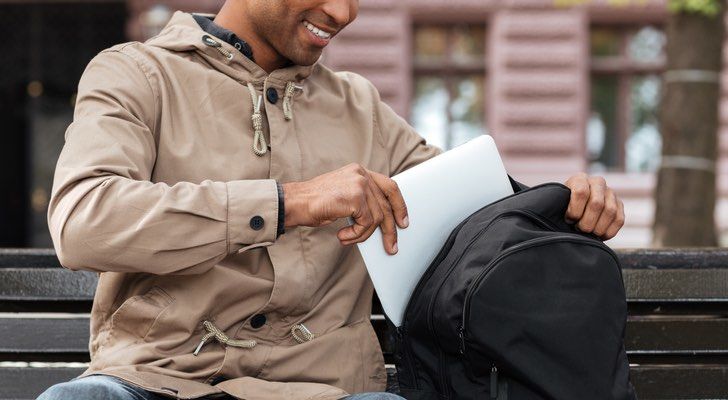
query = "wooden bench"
(1, 248, 727, 399)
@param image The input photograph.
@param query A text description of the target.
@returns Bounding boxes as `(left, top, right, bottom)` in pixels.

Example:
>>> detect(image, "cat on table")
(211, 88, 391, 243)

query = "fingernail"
(402, 216, 409, 228)
(392, 243, 398, 254)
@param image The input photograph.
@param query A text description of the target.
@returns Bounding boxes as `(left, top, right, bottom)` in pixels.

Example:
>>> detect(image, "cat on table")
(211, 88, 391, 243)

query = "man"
(40, 0, 625, 399)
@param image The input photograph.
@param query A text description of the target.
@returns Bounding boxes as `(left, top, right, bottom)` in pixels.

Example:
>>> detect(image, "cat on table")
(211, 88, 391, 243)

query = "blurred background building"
(1, 0, 726, 249)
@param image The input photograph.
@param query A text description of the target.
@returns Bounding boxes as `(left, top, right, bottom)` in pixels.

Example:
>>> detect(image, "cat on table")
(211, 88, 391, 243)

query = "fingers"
(565, 173, 590, 223)
(369, 171, 409, 229)
(604, 198, 625, 240)
(564, 173, 625, 240)
(338, 176, 383, 245)
(575, 176, 606, 234)
(592, 188, 618, 237)
(363, 175, 399, 254)
(341, 176, 398, 253)
(334, 168, 407, 255)
(336, 176, 375, 242)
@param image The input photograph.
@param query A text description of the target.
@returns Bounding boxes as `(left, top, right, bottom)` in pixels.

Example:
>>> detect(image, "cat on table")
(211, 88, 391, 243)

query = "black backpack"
(392, 181, 637, 400)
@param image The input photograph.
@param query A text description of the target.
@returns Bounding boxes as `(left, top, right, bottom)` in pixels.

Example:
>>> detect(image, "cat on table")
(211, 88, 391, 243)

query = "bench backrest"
(1, 248, 727, 399)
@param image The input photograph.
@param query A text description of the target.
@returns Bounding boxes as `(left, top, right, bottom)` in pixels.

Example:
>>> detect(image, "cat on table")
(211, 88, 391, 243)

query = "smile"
(303, 20, 332, 40)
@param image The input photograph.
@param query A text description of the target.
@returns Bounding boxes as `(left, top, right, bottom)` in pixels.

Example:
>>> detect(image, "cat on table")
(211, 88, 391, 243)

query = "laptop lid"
(353, 135, 513, 326)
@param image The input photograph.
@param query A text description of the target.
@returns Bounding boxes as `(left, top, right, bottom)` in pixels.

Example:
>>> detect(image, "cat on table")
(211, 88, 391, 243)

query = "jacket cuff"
(226, 179, 279, 253)
(276, 182, 285, 238)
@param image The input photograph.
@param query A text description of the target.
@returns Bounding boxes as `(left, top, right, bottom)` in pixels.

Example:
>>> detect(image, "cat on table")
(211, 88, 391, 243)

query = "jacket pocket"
(109, 286, 175, 341)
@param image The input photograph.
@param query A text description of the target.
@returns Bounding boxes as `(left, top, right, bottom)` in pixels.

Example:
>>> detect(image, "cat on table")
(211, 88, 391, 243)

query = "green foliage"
(553, 0, 723, 16)
(668, 0, 722, 16)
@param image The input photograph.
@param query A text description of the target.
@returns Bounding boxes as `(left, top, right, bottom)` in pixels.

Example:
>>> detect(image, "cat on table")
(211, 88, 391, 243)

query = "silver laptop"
(352, 135, 513, 326)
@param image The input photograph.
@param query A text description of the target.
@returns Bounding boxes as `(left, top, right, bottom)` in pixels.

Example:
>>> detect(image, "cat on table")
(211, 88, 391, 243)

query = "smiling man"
(40, 1, 624, 399)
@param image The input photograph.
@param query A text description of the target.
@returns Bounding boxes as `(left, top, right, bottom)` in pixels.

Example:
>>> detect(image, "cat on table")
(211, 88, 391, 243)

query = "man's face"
(247, 0, 359, 66)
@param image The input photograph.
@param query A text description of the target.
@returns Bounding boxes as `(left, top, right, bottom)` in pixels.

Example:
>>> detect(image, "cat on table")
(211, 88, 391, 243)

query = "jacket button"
(209, 375, 228, 385)
(250, 314, 266, 329)
(249, 215, 264, 230)
(266, 87, 278, 104)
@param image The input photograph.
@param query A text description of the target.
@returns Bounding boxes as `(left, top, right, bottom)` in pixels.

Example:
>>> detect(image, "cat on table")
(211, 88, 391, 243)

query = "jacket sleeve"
(47, 47, 279, 275)
(369, 82, 444, 177)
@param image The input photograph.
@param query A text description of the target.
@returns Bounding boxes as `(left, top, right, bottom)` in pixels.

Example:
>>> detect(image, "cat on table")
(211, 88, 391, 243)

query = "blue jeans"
(36, 374, 405, 400)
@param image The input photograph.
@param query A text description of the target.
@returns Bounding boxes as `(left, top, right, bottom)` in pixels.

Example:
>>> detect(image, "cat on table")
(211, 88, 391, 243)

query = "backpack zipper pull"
(457, 324, 465, 355)
(490, 365, 498, 399)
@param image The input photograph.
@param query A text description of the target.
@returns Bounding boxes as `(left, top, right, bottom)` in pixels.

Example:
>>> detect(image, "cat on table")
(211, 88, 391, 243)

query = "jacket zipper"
(425, 209, 558, 397)
(459, 234, 623, 368)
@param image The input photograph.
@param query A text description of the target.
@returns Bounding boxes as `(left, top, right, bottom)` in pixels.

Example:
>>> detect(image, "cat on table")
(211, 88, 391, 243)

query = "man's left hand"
(564, 173, 625, 240)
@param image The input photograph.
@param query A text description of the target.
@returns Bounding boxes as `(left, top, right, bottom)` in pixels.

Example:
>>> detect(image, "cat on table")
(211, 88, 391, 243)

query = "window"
(588, 26, 666, 173)
(410, 25, 487, 150)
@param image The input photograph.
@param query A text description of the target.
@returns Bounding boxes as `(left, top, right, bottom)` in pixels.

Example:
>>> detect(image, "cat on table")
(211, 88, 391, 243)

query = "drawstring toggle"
(247, 82, 267, 156)
(193, 320, 256, 356)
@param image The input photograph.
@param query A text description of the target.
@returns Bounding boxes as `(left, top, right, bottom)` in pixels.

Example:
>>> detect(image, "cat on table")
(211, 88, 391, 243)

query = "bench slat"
(3, 247, 728, 270)
(0, 249, 60, 269)
(2, 365, 728, 400)
(1, 247, 728, 304)
(0, 316, 90, 355)
(623, 269, 728, 301)
(3, 268, 728, 304)
(630, 365, 728, 398)
(6, 316, 728, 359)
(0, 367, 84, 400)
(618, 248, 728, 270)
(626, 318, 728, 353)
(0, 269, 96, 302)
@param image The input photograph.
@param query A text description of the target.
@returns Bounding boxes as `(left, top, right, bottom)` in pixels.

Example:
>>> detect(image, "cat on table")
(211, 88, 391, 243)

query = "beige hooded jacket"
(47, 10, 443, 400)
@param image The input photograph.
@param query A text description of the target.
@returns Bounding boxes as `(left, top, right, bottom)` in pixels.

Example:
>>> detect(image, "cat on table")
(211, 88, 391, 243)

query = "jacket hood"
(146, 10, 315, 84)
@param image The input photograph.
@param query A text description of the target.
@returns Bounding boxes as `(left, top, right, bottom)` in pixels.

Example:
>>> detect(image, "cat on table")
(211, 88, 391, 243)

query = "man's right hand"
(281, 163, 408, 255)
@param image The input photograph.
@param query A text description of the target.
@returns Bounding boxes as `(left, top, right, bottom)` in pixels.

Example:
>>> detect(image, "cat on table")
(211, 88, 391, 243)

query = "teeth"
(304, 21, 331, 39)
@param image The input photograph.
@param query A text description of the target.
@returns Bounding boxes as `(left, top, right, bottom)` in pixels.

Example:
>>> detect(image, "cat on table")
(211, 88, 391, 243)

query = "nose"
(321, 0, 357, 28)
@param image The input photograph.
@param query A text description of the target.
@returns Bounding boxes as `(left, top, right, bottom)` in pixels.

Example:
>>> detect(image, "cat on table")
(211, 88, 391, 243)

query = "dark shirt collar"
(192, 14, 254, 61)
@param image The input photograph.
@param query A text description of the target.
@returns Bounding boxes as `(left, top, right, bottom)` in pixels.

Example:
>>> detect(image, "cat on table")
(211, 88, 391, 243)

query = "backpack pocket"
(461, 236, 627, 399)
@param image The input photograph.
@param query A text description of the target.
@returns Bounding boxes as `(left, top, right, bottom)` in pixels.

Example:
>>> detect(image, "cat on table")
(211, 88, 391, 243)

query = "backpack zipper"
(397, 183, 570, 396)
(425, 209, 559, 397)
(395, 325, 420, 389)
(396, 207, 473, 392)
(402, 182, 568, 331)
(428, 209, 559, 352)
(490, 365, 499, 399)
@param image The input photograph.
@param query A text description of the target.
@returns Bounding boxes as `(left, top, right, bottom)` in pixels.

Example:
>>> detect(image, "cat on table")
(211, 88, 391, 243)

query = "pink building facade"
(128, 0, 728, 248)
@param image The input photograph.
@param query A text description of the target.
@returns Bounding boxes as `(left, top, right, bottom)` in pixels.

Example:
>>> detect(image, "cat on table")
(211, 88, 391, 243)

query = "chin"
(285, 49, 323, 67)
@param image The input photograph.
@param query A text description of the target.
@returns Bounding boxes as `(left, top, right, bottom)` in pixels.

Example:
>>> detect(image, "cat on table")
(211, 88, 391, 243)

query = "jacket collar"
(146, 10, 316, 85)
(192, 13, 255, 61)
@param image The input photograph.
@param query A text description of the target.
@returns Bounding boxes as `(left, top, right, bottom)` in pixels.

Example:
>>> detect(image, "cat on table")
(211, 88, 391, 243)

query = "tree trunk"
(652, 9, 726, 247)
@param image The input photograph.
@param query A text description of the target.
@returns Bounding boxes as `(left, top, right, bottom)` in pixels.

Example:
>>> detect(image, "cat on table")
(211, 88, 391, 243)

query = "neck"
(213, 1, 287, 73)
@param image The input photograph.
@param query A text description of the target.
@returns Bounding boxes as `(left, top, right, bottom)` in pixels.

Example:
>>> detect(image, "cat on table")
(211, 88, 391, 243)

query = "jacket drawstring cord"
(291, 323, 315, 344)
(246, 82, 267, 156)
(283, 81, 299, 121)
(193, 320, 257, 356)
